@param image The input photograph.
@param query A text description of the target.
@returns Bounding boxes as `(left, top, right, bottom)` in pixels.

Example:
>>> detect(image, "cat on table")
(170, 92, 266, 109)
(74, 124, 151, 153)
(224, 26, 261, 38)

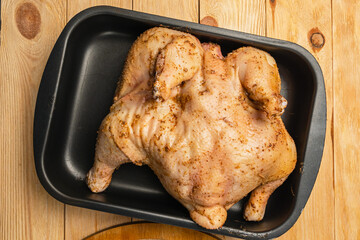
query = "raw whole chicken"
(87, 27, 297, 229)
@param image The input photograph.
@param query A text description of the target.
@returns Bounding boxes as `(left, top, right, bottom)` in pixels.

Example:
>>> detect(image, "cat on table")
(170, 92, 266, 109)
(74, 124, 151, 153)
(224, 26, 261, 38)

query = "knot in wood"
(200, 16, 218, 27)
(15, 2, 41, 39)
(310, 32, 325, 48)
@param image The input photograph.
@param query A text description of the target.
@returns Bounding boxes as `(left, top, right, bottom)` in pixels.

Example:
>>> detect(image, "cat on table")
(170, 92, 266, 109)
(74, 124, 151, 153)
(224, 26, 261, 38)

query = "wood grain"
(200, 0, 265, 36)
(67, 0, 132, 20)
(1, 0, 359, 239)
(133, 0, 198, 22)
(64, 2, 133, 240)
(0, 0, 66, 239)
(266, 0, 334, 239)
(333, 1, 360, 239)
(200, 1, 265, 239)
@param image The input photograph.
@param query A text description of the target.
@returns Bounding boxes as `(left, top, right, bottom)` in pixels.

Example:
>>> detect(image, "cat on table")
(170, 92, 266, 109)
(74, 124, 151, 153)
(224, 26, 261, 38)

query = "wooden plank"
(132, 0, 198, 225)
(131, 0, 198, 230)
(133, 0, 198, 22)
(200, 1, 265, 239)
(64, 2, 133, 240)
(0, 0, 66, 239)
(67, 0, 132, 20)
(266, 0, 334, 239)
(333, 1, 360, 239)
(200, 0, 265, 36)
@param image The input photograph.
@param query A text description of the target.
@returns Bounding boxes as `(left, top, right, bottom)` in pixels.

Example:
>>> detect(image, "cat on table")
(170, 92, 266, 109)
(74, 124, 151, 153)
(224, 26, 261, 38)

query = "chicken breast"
(87, 27, 297, 229)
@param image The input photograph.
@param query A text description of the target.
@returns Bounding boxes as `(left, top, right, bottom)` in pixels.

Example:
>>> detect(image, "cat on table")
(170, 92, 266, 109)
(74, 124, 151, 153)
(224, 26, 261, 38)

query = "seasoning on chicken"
(86, 27, 297, 229)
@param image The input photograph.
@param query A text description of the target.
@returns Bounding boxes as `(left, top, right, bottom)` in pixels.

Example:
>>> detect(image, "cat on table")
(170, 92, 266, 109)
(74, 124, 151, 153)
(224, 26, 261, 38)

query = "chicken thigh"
(87, 27, 297, 229)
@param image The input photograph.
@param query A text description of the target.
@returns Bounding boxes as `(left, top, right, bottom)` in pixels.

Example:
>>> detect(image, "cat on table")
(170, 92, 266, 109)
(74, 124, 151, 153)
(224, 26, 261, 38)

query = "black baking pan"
(33, 6, 326, 239)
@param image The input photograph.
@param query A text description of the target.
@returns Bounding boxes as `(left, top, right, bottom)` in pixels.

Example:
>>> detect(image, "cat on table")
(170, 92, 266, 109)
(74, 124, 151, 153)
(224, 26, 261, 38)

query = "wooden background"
(0, 0, 359, 239)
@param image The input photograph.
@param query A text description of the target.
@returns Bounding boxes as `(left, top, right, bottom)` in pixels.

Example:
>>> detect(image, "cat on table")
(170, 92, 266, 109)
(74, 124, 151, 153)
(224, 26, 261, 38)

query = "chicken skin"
(87, 27, 297, 229)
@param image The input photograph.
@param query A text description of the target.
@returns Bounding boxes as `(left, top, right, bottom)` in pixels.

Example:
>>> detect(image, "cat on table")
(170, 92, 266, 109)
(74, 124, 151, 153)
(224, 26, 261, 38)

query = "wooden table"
(0, 0, 359, 239)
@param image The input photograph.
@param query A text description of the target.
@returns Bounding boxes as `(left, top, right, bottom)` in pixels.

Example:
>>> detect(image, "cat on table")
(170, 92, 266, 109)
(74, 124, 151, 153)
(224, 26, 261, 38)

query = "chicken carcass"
(87, 27, 297, 229)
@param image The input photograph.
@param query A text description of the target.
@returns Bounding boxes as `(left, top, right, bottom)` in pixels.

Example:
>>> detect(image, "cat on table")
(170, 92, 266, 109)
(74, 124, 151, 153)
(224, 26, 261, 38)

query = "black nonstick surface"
(33, 6, 326, 239)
